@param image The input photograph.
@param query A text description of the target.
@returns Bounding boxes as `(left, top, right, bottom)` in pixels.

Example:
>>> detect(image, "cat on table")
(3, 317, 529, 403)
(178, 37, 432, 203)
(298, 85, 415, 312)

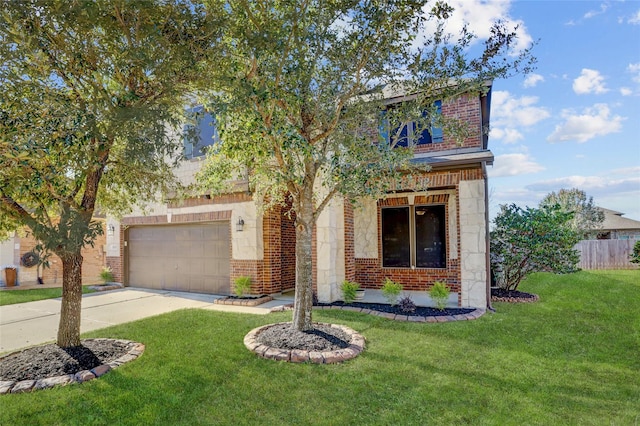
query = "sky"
(437, 0, 640, 221)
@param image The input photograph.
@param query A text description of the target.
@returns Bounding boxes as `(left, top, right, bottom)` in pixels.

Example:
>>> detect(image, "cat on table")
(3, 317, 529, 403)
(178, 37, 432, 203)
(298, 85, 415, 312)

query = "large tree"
(0, 1, 217, 347)
(197, 1, 534, 331)
(539, 188, 604, 238)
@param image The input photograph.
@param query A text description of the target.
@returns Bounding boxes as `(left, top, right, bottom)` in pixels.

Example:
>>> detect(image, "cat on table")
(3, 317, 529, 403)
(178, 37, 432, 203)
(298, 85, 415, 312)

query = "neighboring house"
(595, 208, 640, 240)
(0, 222, 107, 286)
(106, 84, 494, 309)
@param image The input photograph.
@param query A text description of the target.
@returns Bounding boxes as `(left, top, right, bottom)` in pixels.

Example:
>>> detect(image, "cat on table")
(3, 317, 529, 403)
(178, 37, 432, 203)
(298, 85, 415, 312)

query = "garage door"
(127, 222, 230, 294)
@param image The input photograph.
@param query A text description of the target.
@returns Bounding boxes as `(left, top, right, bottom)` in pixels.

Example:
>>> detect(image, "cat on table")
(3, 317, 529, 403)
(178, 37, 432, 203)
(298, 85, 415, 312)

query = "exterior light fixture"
(236, 217, 245, 232)
(107, 224, 115, 236)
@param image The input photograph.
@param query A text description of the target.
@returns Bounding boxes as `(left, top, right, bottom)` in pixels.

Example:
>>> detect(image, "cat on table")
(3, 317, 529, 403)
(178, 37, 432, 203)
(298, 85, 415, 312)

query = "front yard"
(0, 270, 638, 425)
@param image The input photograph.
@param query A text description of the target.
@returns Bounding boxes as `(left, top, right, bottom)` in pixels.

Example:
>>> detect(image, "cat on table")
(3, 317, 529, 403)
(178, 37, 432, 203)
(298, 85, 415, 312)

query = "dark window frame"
(183, 105, 218, 160)
(381, 204, 447, 269)
(379, 100, 443, 147)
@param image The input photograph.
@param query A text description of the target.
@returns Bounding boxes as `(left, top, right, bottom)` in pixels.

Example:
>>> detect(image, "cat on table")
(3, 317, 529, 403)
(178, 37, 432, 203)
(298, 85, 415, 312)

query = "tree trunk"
(291, 197, 315, 332)
(57, 252, 84, 347)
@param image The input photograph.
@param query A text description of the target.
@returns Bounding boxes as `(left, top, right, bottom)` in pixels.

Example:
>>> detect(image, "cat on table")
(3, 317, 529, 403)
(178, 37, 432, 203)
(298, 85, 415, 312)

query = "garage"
(126, 222, 230, 294)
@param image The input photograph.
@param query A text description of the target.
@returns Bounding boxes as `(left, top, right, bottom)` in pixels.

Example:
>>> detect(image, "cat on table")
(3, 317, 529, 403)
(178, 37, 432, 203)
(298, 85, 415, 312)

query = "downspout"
(483, 161, 494, 312)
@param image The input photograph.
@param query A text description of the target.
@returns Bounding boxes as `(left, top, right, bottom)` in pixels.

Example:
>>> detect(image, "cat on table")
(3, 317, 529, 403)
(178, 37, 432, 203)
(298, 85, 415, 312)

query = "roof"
(599, 207, 640, 231)
(412, 147, 494, 168)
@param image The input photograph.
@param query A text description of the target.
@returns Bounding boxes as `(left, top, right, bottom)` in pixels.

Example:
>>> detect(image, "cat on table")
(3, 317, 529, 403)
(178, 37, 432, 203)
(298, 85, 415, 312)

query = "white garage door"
(127, 222, 230, 294)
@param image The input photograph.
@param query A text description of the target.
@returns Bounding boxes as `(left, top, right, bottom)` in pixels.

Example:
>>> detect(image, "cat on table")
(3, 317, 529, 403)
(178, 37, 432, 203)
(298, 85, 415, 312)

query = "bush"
(99, 266, 114, 283)
(381, 278, 402, 306)
(233, 276, 252, 297)
(398, 295, 416, 313)
(341, 280, 360, 304)
(490, 203, 581, 291)
(429, 281, 450, 311)
(630, 241, 640, 264)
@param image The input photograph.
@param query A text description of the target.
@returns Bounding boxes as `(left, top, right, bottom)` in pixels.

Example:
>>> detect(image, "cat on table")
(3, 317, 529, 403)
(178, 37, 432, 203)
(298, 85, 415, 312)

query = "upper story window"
(183, 105, 218, 159)
(379, 100, 443, 147)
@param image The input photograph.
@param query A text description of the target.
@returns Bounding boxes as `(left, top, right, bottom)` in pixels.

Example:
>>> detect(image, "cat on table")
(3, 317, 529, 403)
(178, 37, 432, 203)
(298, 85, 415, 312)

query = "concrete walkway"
(0, 288, 292, 354)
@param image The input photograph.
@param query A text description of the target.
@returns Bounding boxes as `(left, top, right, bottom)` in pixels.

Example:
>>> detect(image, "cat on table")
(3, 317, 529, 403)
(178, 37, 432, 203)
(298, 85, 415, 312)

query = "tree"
(490, 204, 581, 292)
(197, 1, 534, 331)
(0, 1, 216, 347)
(630, 241, 640, 265)
(539, 188, 604, 238)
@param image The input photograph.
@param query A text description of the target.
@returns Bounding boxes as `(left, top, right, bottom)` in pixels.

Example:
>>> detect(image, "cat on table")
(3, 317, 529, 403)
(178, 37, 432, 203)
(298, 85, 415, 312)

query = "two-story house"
(105, 83, 494, 309)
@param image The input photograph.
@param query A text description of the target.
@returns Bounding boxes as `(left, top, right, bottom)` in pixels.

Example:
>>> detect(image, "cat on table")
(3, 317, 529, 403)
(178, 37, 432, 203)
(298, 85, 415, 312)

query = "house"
(595, 208, 640, 240)
(106, 84, 494, 309)
(0, 223, 107, 287)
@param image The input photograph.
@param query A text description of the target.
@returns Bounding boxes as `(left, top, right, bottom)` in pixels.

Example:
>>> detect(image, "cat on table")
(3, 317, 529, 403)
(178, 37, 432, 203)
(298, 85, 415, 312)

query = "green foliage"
(630, 241, 640, 264)
(490, 203, 581, 291)
(381, 278, 403, 306)
(99, 267, 115, 284)
(429, 281, 450, 311)
(341, 280, 360, 304)
(195, 1, 534, 330)
(539, 188, 605, 238)
(0, 1, 216, 346)
(233, 276, 253, 297)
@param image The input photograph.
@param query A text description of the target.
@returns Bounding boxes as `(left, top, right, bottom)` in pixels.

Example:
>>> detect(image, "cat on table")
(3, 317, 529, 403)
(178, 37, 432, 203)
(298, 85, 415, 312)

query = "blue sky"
(442, 1, 640, 220)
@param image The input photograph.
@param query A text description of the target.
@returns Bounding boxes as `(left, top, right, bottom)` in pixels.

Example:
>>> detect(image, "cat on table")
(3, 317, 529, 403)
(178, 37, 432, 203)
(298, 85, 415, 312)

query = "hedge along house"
(106, 83, 494, 309)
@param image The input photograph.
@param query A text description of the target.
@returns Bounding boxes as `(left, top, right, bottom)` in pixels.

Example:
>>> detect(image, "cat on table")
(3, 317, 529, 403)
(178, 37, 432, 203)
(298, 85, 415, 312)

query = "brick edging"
(244, 322, 365, 364)
(0, 338, 145, 395)
(215, 295, 273, 307)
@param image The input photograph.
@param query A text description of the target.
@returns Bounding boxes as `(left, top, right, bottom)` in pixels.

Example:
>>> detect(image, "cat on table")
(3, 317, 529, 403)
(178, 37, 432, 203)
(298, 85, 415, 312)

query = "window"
(381, 205, 446, 268)
(184, 106, 218, 159)
(380, 101, 443, 147)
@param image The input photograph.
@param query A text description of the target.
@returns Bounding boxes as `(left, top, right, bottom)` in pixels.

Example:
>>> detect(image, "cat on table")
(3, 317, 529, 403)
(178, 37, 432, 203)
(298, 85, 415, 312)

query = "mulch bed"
(256, 323, 350, 351)
(315, 301, 475, 317)
(491, 288, 540, 303)
(0, 339, 133, 383)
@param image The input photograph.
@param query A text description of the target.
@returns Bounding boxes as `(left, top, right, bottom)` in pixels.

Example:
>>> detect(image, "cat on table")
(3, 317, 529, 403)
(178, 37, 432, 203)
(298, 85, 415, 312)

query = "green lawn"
(1, 270, 638, 425)
(0, 286, 96, 306)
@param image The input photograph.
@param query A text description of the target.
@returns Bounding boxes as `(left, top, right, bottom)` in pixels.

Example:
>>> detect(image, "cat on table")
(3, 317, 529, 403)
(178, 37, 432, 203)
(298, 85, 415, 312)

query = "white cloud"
(628, 10, 640, 25)
(526, 174, 640, 201)
(573, 68, 609, 94)
(523, 73, 544, 88)
(488, 153, 545, 177)
(584, 3, 609, 19)
(418, 0, 533, 53)
(547, 104, 624, 143)
(620, 87, 633, 96)
(490, 91, 550, 144)
(628, 63, 640, 83)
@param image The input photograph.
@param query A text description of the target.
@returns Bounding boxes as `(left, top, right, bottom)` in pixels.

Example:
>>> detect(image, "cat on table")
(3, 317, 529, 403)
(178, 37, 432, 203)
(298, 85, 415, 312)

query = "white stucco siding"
(315, 198, 346, 302)
(458, 179, 488, 308)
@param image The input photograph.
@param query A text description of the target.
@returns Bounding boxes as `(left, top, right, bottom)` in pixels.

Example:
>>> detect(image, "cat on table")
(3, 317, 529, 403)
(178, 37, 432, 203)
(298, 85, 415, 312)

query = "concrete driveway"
(0, 288, 289, 354)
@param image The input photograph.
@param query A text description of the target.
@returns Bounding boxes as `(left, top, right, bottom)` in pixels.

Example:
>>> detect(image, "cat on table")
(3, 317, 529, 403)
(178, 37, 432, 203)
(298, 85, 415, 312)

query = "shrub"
(490, 203, 581, 291)
(430, 281, 450, 311)
(381, 278, 402, 306)
(341, 280, 360, 304)
(398, 295, 416, 313)
(630, 241, 640, 264)
(99, 266, 114, 283)
(233, 276, 252, 297)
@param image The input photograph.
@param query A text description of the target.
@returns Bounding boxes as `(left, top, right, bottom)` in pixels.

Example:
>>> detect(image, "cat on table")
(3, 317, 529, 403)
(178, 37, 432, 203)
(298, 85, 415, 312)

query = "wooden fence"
(575, 240, 638, 270)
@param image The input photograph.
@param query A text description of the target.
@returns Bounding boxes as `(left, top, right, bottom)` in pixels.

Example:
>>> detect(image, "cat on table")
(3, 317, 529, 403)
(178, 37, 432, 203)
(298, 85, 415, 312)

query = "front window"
(382, 205, 447, 268)
(184, 105, 218, 159)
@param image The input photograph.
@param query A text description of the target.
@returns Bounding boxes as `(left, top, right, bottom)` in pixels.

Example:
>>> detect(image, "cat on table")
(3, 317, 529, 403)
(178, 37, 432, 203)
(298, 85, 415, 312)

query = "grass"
(1, 270, 638, 425)
(0, 286, 96, 306)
